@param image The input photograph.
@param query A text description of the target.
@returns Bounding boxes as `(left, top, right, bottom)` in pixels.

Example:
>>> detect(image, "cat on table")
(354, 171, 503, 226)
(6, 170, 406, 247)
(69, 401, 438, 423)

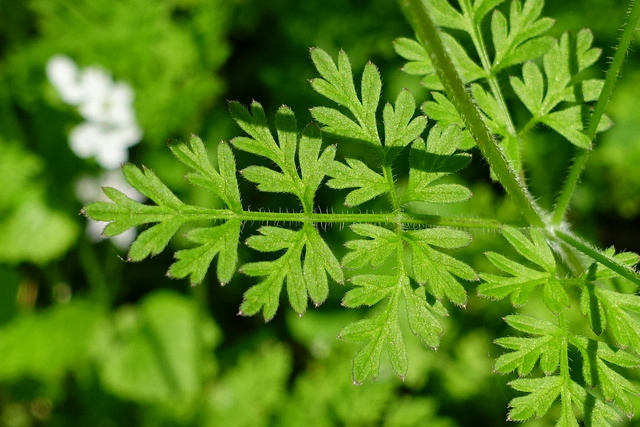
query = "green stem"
(170, 207, 506, 229)
(552, 0, 640, 225)
(460, 0, 519, 148)
(555, 229, 640, 286)
(399, 0, 546, 228)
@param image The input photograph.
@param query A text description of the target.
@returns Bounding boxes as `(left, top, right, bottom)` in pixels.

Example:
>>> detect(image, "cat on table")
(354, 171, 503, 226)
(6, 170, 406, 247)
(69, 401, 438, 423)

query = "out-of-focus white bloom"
(70, 121, 142, 169)
(46, 54, 142, 170)
(48, 54, 145, 249)
(76, 170, 146, 249)
(46, 55, 86, 105)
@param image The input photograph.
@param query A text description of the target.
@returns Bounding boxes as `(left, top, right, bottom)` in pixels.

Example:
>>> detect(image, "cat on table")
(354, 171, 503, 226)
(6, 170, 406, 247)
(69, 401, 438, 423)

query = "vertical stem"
(552, 0, 640, 225)
(399, 0, 546, 227)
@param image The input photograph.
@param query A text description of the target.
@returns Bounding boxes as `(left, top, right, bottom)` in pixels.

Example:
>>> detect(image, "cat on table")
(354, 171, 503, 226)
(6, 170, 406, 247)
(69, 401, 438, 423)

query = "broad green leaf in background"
(205, 343, 291, 427)
(0, 141, 78, 264)
(97, 291, 220, 407)
(0, 301, 104, 382)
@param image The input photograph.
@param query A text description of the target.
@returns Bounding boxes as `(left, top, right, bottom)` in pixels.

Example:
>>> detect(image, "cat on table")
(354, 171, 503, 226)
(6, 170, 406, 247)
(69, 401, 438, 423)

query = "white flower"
(76, 170, 146, 249)
(70, 122, 142, 170)
(46, 55, 143, 169)
(46, 55, 86, 105)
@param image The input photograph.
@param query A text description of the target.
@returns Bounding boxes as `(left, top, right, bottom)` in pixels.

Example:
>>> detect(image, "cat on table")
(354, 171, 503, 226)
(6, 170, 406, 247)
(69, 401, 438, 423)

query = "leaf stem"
(180, 207, 505, 229)
(399, 0, 545, 228)
(554, 229, 640, 286)
(460, 0, 520, 165)
(552, 0, 640, 225)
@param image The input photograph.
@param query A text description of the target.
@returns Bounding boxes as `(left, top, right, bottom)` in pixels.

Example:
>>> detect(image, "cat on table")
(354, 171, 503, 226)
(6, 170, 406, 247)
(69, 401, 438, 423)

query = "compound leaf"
(404, 228, 476, 306)
(383, 89, 427, 148)
(479, 227, 568, 312)
(169, 137, 242, 211)
(240, 224, 341, 320)
(401, 126, 473, 204)
(310, 49, 380, 146)
(343, 224, 398, 270)
(507, 376, 563, 421)
(326, 158, 390, 207)
(168, 220, 241, 285)
(339, 280, 408, 383)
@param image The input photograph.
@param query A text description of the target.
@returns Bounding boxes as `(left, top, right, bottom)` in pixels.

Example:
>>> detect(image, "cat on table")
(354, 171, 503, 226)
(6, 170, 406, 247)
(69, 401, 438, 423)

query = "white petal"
(46, 55, 85, 105)
(69, 122, 103, 158)
(110, 227, 137, 249)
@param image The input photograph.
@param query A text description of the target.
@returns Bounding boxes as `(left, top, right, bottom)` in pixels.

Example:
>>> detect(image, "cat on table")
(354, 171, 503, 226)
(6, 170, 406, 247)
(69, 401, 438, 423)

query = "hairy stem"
(553, 0, 640, 225)
(152, 207, 505, 229)
(399, 0, 545, 228)
(555, 229, 640, 286)
(459, 0, 520, 169)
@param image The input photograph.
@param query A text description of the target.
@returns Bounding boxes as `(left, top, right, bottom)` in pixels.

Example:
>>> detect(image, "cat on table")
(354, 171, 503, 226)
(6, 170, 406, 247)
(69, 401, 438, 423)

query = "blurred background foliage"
(0, 0, 638, 425)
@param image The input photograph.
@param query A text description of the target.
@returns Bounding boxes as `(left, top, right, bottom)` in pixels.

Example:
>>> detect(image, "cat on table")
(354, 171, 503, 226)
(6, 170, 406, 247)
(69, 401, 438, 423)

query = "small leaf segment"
(480, 227, 640, 424)
(395, 0, 607, 172)
(84, 48, 482, 383)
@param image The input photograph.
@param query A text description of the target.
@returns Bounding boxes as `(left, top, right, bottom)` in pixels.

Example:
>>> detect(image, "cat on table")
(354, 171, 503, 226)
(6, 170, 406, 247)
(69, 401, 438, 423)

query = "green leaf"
(0, 196, 79, 264)
(509, 30, 604, 148)
(540, 106, 591, 149)
(339, 283, 407, 382)
(473, 0, 507, 24)
(491, 0, 555, 72)
(241, 227, 306, 319)
(310, 49, 380, 145)
(394, 37, 434, 77)
(231, 102, 336, 209)
(128, 218, 185, 262)
(123, 164, 184, 210)
(501, 226, 555, 271)
(591, 288, 640, 353)
(241, 224, 342, 319)
(343, 224, 398, 269)
(507, 376, 563, 421)
(169, 137, 242, 211)
(471, 83, 509, 135)
(326, 158, 390, 206)
(206, 343, 291, 426)
(571, 336, 640, 417)
(298, 123, 337, 209)
(98, 291, 219, 405)
(479, 227, 568, 311)
(84, 165, 192, 238)
(422, 92, 464, 128)
(229, 101, 281, 163)
(304, 226, 345, 305)
(0, 301, 104, 382)
(404, 228, 476, 306)
(383, 89, 428, 148)
(424, 0, 467, 31)
(401, 127, 473, 204)
(168, 220, 241, 285)
(494, 314, 562, 376)
(403, 285, 443, 349)
(342, 275, 396, 308)
(394, 33, 485, 90)
(241, 165, 297, 193)
(509, 61, 545, 115)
